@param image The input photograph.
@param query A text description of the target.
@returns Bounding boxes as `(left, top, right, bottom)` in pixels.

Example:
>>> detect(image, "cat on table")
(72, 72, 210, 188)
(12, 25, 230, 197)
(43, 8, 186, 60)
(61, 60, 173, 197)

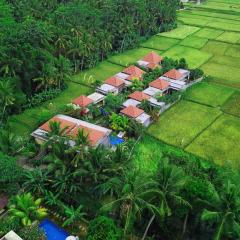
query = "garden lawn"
(222, 92, 240, 117)
(180, 36, 208, 49)
(163, 45, 212, 68)
(193, 27, 224, 40)
(186, 114, 240, 167)
(71, 61, 123, 85)
(201, 62, 240, 89)
(148, 100, 221, 148)
(184, 82, 235, 107)
(158, 25, 200, 39)
(8, 82, 92, 135)
(216, 31, 240, 43)
(201, 40, 230, 55)
(107, 47, 158, 67)
(141, 36, 179, 51)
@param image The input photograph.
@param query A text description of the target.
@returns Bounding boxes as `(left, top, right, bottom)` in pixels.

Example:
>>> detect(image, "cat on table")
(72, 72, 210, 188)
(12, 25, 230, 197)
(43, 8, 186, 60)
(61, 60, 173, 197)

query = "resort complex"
(1, 0, 240, 239)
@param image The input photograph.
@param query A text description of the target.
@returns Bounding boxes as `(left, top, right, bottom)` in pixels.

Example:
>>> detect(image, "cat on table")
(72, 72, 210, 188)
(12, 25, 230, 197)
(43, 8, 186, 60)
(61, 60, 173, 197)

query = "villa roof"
(39, 117, 76, 134)
(142, 52, 163, 64)
(70, 125, 105, 146)
(163, 69, 183, 80)
(123, 65, 145, 80)
(104, 76, 125, 87)
(120, 105, 144, 118)
(0, 195, 8, 209)
(149, 78, 170, 90)
(129, 91, 150, 102)
(72, 95, 93, 107)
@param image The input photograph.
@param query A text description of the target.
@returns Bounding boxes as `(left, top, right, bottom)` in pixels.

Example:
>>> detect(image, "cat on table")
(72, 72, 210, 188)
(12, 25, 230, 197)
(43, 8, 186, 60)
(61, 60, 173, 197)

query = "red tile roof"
(142, 52, 163, 64)
(72, 95, 93, 107)
(120, 106, 144, 118)
(149, 78, 170, 90)
(104, 76, 125, 87)
(129, 91, 150, 102)
(147, 62, 159, 70)
(123, 65, 145, 81)
(71, 125, 105, 146)
(39, 117, 76, 134)
(163, 69, 183, 80)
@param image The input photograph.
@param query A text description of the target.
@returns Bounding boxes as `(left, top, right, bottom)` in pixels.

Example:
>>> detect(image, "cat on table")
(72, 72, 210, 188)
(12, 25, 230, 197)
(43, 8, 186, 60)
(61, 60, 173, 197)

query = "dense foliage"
(0, 0, 179, 121)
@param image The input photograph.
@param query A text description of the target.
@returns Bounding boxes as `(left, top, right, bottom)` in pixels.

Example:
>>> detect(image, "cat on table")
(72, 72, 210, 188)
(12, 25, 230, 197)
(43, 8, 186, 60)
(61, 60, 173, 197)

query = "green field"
(186, 114, 240, 167)
(222, 92, 240, 117)
(141, 36, 179, 51)
(193, 27, 224, 39)
(180, 35, 208, 49)
(209, 55, 240, 68)
(148, 100, 221, 148)
(216, 31, 240, 43)
(158, 25, 200, 39)
(184, 82, 235, 107)
(163, 45, 212, 68)
(201, 40, 230, 55)
(225, 45, 240, 58)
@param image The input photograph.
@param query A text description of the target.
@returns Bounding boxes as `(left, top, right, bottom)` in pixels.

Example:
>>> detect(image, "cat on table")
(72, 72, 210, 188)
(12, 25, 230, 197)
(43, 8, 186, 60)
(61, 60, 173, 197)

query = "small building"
(31, 115, 112, 147)
(87, 92, 105, 106)
(143, 78, 170, 97)
(122, 99, 141, 108)
(97, 76, 125, 95)
(137, 52, 163, 70)
(71, 95, 94, 114)
(120, 105, 151, 127)
(1, 231, 23, 240)
(115, 65, 145, 85)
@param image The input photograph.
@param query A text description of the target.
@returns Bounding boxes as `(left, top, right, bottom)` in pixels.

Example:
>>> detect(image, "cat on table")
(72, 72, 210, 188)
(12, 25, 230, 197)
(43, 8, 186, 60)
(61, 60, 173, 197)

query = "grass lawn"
(209, 55, 240, 68)
(141, 36, 179, 51)
(193, 27, 224, 39)
(206, 20, 240, 32)
(222, 92, 240, 117)
(177, 16, 209, 27)
(163, 45, 212, 68)
(8, 82, 92, 135)
(179, 36, 208, 49)
(201, 40, 230, 55)
(225, 45, 240, 58)
(72, 61, 123, 85)
(186, 114, 240, 167)
(216, 31, 240, 43)
(158, 25, 200, 39)
(201, 62, 240, 89)
(184, 82, 235, 107)
(107, 47, 159, 66)
(148, 100, 221, 148)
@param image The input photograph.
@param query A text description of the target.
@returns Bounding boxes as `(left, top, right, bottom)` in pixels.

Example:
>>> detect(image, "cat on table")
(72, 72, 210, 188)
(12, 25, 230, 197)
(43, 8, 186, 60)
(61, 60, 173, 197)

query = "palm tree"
(156, 158, 190, 220)
(101, 171, 161, 236)
(0, 79, 15, 121)
(62, 204, 88, 227)
(9, 193, 48, 226)
(201, 181, 240, 240)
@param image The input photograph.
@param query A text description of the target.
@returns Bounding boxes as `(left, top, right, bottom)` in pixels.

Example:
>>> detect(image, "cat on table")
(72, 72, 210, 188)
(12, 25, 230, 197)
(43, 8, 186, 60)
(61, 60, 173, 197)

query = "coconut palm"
(101, 171, 161, 236)
(201, 181, 240, 240)
(62, 204, 88, 227)
(156, 158, 190, 220)
(8, 193, 48, 226)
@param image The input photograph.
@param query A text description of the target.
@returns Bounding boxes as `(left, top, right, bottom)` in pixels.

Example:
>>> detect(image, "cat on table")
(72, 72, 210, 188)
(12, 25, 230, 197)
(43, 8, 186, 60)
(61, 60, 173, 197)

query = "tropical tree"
(109, 113, 129, 132)
(101, 171, 161, 236)
(62, 204, 88, 227)
(201, 181, 240, 240)
(8, 193, 48, 226)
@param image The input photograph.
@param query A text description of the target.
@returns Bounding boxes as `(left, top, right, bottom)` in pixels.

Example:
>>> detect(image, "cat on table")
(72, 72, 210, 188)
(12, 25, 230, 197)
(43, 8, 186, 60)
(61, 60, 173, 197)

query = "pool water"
(110, 135, 124, 145)
(39, 219, 69, 240)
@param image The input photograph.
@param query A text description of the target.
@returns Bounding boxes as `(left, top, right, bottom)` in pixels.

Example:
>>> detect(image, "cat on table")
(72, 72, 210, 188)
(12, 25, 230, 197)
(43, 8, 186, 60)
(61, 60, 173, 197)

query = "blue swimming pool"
(110, 135, 124, 145)
(39, 219, 69, 240)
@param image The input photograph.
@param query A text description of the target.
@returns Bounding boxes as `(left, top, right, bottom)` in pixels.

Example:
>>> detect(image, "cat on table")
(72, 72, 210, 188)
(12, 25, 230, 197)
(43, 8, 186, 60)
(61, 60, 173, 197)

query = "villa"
(97, 76, 125, 95)
(72, 95, 93, 113)
(161, 68, 190, 90)
(115, 65, 145, 85)
(143, 78, 170, 97)
(87, 92, 105, 106)
(137, 51, 163, 70)
(31, 114, 112, 147)
(120, 105, 151, 127)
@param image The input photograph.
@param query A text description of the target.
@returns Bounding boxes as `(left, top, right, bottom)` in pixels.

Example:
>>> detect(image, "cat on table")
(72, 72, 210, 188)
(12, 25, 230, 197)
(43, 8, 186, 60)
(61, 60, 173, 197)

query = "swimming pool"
(39, 219, 69, 240)
(110, 135, 124, 145)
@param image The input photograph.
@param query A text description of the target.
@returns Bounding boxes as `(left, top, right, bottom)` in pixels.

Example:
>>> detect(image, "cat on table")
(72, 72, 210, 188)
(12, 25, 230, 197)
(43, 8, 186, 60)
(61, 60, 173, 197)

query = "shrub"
(18, 225, 46, 240)
(87, 216, 122, 240)
(190, 68, 204, 80)
(156, 91, 181, 104)
(0, 217, 21, 238)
